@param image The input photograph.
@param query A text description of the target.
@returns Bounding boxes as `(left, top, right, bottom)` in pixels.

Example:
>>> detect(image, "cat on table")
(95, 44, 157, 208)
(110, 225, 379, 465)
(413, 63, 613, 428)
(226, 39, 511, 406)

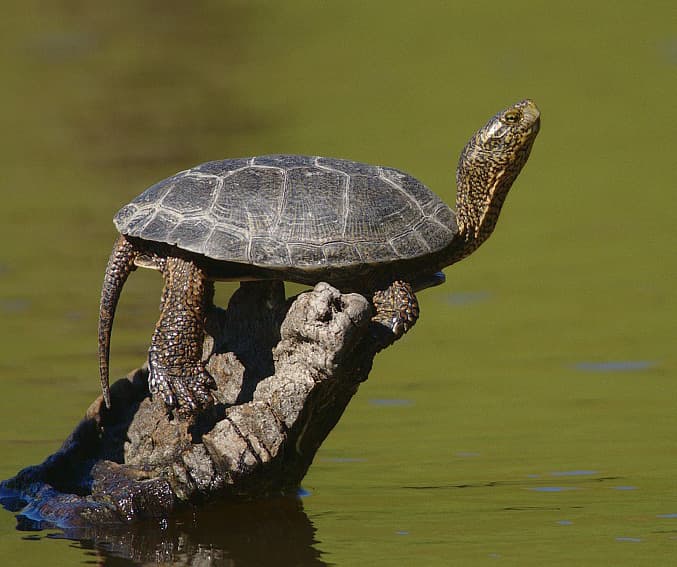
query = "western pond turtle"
(98, 99, 540, 416)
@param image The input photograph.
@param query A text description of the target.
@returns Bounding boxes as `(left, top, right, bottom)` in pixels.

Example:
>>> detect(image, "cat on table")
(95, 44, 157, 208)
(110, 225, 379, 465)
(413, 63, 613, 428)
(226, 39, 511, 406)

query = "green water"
(1, 1, 676, 564)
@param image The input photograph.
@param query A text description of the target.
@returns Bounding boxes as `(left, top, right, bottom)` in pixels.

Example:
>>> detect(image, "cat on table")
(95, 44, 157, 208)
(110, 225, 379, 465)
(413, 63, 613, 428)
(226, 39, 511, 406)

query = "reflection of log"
(1, 281, 392, 526)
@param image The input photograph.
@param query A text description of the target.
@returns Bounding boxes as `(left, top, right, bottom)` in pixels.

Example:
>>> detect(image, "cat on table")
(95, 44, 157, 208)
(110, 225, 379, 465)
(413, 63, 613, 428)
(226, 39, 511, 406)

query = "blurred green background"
(0, 1, 675, 565)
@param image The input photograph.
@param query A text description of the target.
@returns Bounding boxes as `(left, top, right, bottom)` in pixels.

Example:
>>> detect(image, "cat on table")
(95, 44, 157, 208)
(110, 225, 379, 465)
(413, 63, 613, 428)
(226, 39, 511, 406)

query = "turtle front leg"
(148, 256, 215, 417)
(370, 280, 419, 349)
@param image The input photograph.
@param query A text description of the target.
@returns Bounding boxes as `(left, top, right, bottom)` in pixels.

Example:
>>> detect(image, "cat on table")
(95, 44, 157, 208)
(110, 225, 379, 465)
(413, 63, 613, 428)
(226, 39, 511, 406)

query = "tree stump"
(0, 281, 397, 527)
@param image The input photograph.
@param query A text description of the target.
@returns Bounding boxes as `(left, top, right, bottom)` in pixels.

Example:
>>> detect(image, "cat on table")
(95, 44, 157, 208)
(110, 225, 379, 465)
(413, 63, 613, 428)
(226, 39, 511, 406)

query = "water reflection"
(18, 1, 270, 173)
(49, 497, 326, 566)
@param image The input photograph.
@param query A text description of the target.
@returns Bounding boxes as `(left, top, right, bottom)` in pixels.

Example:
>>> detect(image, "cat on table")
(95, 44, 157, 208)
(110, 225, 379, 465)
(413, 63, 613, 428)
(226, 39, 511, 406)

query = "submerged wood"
(0, 281, 395, 526)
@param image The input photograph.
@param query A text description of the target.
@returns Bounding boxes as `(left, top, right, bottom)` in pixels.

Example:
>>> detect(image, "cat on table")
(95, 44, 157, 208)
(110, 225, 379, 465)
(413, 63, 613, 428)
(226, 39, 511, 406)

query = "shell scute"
(276, 167, 345, 243)
(205, 227, 247, 261)
(288, 243, 325, 266)
(390, 230, 429, 257)
(214, 168, 283, 233)
(356, 241, 397, 262)
(250, 238, 291, 266)
(343, 175, 419, 241)
(139, 211, 181, 242)
(115, 204, 139, 228)
(416, 218, 455, 251)
(169, 219, 215, 250)
(162, 175, 217, 216)
(380, 167, 437, 214)
(322, 242, 362, 266)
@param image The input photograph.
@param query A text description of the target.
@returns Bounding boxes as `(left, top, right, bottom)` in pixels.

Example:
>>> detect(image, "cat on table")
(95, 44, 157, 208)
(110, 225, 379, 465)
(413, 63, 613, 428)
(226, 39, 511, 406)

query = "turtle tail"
(98, 235, 137, 408)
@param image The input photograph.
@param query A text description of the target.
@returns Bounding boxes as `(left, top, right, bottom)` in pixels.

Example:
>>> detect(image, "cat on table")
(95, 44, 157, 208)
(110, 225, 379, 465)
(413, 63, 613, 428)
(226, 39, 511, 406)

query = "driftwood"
(0, 281, 396, 528)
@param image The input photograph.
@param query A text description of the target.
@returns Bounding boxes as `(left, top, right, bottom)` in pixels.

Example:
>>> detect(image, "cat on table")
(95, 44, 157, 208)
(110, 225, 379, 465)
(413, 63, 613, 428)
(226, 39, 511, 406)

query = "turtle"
(98, 99, 540, 417)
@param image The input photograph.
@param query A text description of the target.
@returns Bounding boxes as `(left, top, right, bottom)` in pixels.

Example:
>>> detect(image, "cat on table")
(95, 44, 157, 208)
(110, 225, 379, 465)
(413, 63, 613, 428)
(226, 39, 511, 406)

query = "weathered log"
(0, 281, 397, 527)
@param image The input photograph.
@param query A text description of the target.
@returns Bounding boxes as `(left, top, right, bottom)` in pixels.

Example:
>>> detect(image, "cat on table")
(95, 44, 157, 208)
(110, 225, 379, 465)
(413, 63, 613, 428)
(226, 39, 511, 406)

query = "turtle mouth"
(518, 99, 541, 134)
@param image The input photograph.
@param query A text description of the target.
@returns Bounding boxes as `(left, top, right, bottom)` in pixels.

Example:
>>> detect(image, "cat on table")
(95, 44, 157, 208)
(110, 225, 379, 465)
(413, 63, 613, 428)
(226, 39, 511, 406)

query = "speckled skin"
(98, 100, 540, 417)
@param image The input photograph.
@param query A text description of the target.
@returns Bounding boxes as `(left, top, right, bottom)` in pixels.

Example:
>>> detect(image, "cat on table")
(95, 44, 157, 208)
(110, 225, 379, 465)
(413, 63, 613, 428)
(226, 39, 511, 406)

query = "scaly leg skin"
(148, 256, 216, 418)
(371, 280, 420, 350)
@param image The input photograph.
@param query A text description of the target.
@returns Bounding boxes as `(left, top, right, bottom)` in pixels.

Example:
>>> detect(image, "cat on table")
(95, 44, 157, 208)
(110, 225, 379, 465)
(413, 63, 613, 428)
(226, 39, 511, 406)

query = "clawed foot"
(148, 362, 215, 417)
(371, 280, 419, 349)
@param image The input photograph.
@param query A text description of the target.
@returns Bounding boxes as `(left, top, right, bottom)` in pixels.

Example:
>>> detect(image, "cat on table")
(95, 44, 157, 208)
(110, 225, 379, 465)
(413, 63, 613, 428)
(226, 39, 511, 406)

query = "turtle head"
(454, 99, 540, 255)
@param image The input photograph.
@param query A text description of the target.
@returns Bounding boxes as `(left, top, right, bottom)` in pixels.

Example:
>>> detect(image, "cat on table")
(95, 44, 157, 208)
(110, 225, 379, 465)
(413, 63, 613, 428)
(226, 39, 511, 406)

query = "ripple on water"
(27, 32, 99, 62)
(528, 487, 578, 492)
(574, 361, 657, 372)
(550, 470, 598, 476)
(0, 299, 31, 314)
(656, 513, 677, 518)
(616, 537, 642, 543)
(659, 38, 677, 65)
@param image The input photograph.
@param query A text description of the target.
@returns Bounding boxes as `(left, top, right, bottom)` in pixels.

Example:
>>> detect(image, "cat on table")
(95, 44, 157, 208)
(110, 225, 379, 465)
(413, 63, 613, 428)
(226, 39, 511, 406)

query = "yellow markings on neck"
(474, 169, 506, 239)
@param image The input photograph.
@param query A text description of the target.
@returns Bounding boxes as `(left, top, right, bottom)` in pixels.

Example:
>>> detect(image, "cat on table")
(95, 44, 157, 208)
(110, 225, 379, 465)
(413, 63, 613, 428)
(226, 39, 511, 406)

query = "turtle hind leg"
(149, 256, 216, 418)
(370, 280, 420, 350)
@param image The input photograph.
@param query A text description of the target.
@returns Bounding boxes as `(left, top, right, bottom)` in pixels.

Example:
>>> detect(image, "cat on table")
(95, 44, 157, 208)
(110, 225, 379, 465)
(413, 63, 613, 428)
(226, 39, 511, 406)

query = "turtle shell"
(114, 155, 457, 268)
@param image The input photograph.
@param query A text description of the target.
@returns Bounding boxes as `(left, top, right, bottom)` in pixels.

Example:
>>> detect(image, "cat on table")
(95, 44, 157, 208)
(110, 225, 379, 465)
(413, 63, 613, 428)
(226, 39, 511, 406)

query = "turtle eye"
(503, 110, 521, 125)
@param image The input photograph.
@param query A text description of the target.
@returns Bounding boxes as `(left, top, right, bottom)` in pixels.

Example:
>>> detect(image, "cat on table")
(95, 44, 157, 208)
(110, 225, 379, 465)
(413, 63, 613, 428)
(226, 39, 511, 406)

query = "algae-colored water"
(1, 1, 676, 565)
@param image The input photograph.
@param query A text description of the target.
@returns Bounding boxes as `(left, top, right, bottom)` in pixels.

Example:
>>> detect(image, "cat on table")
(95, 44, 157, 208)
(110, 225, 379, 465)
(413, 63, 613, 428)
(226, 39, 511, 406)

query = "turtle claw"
(370, 281, 419, 349)
(148, 361, 214, 417)
(184, 366, 216, 410)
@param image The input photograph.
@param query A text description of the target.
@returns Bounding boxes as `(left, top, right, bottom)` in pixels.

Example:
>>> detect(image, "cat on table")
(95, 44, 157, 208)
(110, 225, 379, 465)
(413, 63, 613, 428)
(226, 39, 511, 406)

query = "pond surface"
(1, 1, 676, 565)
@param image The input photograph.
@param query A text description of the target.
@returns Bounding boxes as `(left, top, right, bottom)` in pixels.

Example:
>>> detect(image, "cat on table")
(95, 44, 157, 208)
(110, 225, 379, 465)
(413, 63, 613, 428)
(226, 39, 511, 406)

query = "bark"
(0, 281, 392, 527)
